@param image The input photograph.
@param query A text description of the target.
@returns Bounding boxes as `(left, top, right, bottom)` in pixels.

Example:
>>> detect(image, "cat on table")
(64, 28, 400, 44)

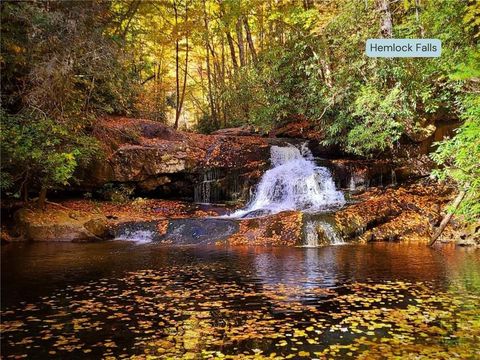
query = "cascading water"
(304, 219, 344, 246)
(115, 229, 154, 244)
(230, 143, 345, 218)
(194, 168, 242, 204)
(194, 168, 223, 204)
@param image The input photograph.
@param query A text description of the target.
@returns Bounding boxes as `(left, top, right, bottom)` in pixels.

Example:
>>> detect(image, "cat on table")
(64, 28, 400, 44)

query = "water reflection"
(2, 242, 479, 308)
(2, 242, 480, 358)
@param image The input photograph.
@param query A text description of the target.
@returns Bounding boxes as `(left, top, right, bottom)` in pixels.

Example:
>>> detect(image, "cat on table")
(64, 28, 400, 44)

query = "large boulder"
(78, 117, 297, 203)
(335, 181, 454, 243)
(13, 207, 109, 242)
(226, 211, 304, 246)
(268, 116, 323, 141)
(211, 126, 257, 136)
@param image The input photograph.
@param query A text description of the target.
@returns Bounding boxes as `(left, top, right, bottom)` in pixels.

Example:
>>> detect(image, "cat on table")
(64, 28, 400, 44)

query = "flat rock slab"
(162, 218, 238, 245)
(113, 218, 238, 245)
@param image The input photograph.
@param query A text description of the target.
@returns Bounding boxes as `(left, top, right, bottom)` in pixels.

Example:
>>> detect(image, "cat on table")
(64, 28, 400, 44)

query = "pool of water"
(2, 241, 480, 358)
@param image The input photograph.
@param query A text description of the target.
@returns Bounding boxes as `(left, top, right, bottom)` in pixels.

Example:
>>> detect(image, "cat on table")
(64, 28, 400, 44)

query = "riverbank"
(2, 178, 477, 247)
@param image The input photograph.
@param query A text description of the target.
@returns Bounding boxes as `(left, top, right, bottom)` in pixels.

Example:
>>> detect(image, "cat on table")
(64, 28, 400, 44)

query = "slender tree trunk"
(243, 16, 257, 63)
(38, 187, 47, 209)
(174, 0, 180, 128)
(259, 4, 264, 51)
(415, 0, 425, 37)
(236, 18, 245, 66)
(203, 0, 217, 126)
(219, 3, 238, 72)
(121, 0, 141, 41)
(320, 39, 333, 88)
(378, 0, 393, 38)
(176, 1, 189, 130)
(220, 34, 227, 126)
(226, 32, 238, 71)
(302, 0, 313, 10)
(429, 188, 467, 246)
(221, 35, 225, 80)
(22, 181, 28, 203)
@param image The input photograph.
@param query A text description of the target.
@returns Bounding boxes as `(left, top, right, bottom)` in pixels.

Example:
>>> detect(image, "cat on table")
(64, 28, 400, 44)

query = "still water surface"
(2, 242, 480, 358)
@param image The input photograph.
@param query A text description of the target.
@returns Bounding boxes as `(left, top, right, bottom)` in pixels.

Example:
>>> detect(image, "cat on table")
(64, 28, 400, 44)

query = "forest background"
(1, 0, 479, 218)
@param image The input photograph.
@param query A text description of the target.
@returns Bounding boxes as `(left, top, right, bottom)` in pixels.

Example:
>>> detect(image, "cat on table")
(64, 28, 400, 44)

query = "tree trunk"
(121, 0, 141, 41)
(174, 0, 180, 129)
(243, 16, 257, 63)
(378, 0, 393, 38)
(260, 4, 264, 51)
(236, 18, 246, 67)
(321, 41, 333, 88)
(226, 32, 238, 71)
(203, 0, 217, 126)
(38, 187, 47, 209)
(176, 1, 189, 130)
(429, 188, 467, 246)
(22, 182, 28, 203)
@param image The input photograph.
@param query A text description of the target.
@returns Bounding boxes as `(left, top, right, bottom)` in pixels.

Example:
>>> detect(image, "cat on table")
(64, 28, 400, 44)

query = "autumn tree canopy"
(1, 0, 479, 215)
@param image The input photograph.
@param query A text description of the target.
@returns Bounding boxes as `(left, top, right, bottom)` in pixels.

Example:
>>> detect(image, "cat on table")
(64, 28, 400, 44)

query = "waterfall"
(194, 168, 242, 204)
(391, 169, 397, 186)
(304, 219, 344, 246)
(194, 168, 223, 204)
(230, 143, 345, 218)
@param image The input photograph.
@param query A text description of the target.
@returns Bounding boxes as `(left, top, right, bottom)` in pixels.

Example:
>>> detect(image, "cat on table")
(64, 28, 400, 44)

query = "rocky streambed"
(2, 117, 477, 247)
(4, 178, 470, 247)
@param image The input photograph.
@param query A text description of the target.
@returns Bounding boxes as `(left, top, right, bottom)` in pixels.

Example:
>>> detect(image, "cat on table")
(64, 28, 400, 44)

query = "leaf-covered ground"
(2, 245, 480, 359)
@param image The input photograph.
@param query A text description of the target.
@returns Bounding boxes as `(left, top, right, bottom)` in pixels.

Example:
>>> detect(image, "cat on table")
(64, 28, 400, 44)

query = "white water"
(230, 143, 345, 218)
(304, 220, 345, 246)
(115, 229, 154, 244)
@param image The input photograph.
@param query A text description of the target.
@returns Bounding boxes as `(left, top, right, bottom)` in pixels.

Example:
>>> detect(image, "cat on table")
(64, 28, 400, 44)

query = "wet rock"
(303, 213, 344, 246)
(335, 193, 403, 239)
(113, 220, 164, 242)
(226, 211, 303, 247)
(360, 211, 432, 243)
(335, 181, 454, 243)
(13, 208, 109, 242)
(269, 117, 323, 141)
(83, 217, 109, 238)
(80, 117, 280, 203)
(327, 159, 397, 190)
(113, 218, 238, 244)
(455, 221, 480, 247)
(138, 176, 171, 191)
(161, 218, 238, 245)
(211, 126, 257, 136)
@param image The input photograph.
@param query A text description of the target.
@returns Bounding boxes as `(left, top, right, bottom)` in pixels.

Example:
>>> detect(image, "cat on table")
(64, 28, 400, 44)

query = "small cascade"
(349, 175, 356, 191)
(194, 168, 223, 204)
(114, 221, 160, 243)
(391, 169, 397, 186)
(115, 229, 154, 244)
(229, 143, 345, 218)
(303, 219, 344, 246)
(194, 168, 243, 204)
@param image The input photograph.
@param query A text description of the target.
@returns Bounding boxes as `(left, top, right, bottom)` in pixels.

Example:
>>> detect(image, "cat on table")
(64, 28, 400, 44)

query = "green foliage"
(345, 85, 408, 156)
(213, 0, 476, 159)
(431, 94, 480, 221)
(0, 110, 99, 197)
(430, 39, 479, 221)
(0, 1, 140, 199)
(1, 1, 140, 118)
